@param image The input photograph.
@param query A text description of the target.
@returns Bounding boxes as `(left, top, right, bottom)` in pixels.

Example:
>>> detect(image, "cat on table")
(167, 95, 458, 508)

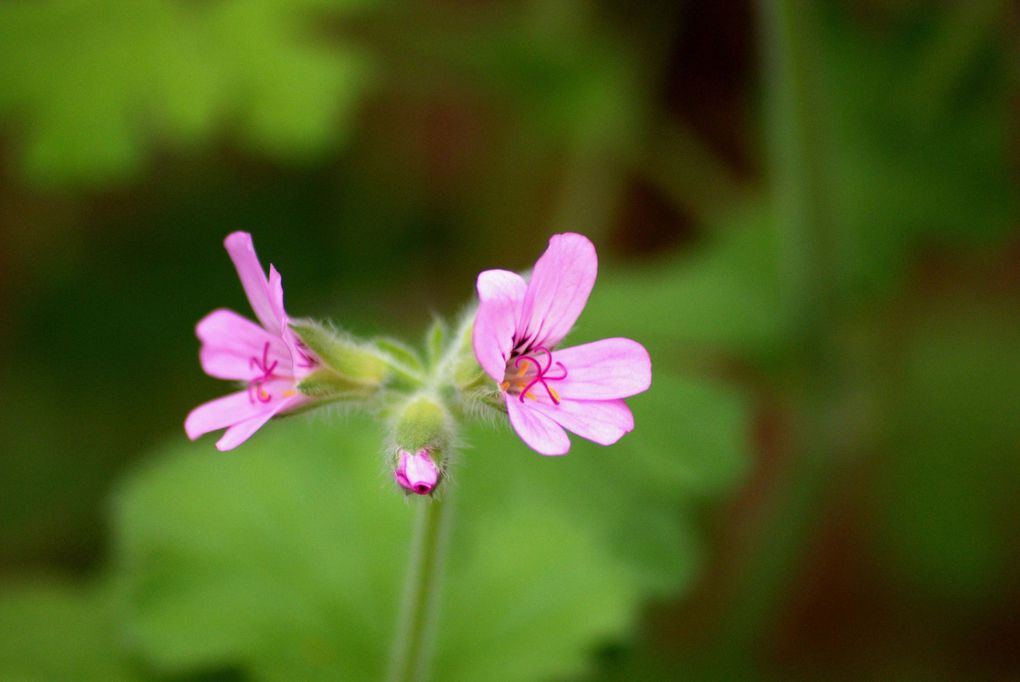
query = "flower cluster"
(185, 231, 651, 491)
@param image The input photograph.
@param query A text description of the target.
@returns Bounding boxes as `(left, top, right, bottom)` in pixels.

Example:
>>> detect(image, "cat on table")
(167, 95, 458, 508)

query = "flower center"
(501, 346, 568, 405)
(247, 342, 278, 404)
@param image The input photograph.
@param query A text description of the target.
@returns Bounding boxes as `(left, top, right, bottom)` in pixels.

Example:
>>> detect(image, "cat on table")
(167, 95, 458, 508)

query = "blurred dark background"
(1, 1, 1018, 680)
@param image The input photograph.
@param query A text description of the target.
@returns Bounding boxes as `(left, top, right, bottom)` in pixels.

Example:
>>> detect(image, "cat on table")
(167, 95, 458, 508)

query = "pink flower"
(394, 449, 440, 495)
(472, 233, 651, 456)
(184, 232, 319, 451)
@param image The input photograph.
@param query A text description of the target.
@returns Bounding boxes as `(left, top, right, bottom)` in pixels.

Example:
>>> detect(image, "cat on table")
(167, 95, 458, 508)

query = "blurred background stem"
(387, 492, 454, 682)
(713, 0, 843, 661)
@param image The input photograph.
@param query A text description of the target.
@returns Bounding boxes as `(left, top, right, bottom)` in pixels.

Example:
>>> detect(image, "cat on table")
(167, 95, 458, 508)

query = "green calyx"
(291, 321, 391, 389)
(296, 369, 375, 399)
(393, 395, 451, 455)
(290, 314, 486, 447)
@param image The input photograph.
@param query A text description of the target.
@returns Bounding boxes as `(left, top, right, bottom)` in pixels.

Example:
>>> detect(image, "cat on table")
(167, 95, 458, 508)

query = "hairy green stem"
(386, 490, 454, 682)
(384, 312, 473, 682)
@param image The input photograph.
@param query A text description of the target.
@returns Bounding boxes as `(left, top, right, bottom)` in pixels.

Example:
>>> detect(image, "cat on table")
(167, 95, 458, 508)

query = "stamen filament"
(508, 345, 568, 405)
(247, 342, 279, 404)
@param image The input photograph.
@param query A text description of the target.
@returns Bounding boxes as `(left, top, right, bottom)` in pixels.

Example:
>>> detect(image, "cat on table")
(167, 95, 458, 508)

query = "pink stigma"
(514, 346, 568, 405)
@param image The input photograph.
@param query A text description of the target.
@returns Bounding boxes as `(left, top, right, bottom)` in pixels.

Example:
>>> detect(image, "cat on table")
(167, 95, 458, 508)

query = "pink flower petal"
(196, 309, 291, 381)
(472, 269, 526, 383)
(281, 325, 320, 381)
(528, 398, 634, 446)
(505, 394, 571, 456)
(184, 379, 296, 440)
(268, 264, 288, 330)
(224, 232, 282, 336)
(394, 449, 439, 494)
(185, 391, 269, 440)
(553, 338, 651, 400)
(517, 233, 597, 350)
(215, 394, 302, 451)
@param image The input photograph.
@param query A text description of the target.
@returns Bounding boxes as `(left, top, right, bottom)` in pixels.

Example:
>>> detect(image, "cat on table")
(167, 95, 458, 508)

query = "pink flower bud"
(394, 449, 439, 496)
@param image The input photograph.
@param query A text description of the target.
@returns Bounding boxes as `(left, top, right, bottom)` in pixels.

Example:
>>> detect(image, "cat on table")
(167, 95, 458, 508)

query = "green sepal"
(393, 395, 451, 454)
(374, 337, 425, 381)
(425, 318, 447, 369)
(290, 321, 389, 387)
(453, 353, 487, 391)
(296, 368, 370, 399)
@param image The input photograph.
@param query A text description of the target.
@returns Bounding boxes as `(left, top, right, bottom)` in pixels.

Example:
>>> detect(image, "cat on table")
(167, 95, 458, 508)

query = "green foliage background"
(0, 1, 1017, 680)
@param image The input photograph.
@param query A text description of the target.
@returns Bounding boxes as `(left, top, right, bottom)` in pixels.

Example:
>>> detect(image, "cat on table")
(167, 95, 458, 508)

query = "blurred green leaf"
(0, 0, 373, 186)
(0, 580, 139, 682)
(404, 7, 640, 157)
(873, 299, 1020, 606)
(619, 373, 749, 502)
(817, 3, 1016, 300)
(581, 217, 787, 361)
(480, 31, 640, 154)
(113, 367, 746, 680)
